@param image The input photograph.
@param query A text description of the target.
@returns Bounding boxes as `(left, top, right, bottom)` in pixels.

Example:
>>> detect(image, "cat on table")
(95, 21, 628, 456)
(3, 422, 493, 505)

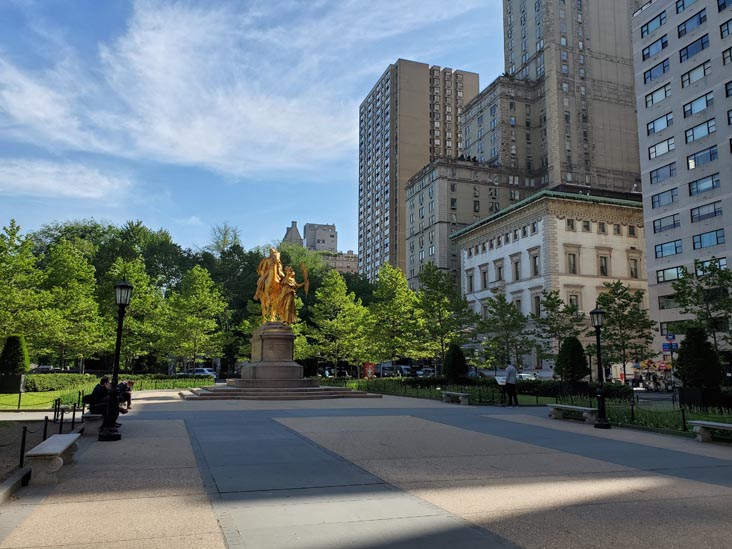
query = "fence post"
(58, 409, 65, 434)
(18, 426, 28, 468)
(77, 391, 82, 408)
(71, 404, 77, 429)
(43, 416, 49, 441)
(17, 390, 22, 410)
(630, 400, 635, 423)
(681, 407, 687, 431)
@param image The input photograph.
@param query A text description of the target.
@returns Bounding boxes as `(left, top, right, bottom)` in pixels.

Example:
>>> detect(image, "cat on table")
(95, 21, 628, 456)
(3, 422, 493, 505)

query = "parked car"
(32, 365, 55, 374)
(194, 368, 217, 377)
(518, 373, 539, 381)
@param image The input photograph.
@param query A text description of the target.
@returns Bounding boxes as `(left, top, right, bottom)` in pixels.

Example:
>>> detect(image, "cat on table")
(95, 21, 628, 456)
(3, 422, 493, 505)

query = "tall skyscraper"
(357, 59, 479, 280)
(484, 0, 643, 192)
(632, 0, 732, 350)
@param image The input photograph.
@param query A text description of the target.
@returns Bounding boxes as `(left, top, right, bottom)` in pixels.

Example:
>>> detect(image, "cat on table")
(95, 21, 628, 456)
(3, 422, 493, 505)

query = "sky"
(0, 0, 505, 253)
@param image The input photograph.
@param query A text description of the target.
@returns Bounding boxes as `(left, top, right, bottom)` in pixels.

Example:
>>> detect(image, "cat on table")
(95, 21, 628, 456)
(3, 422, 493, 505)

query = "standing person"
(505, 362, 519, 407)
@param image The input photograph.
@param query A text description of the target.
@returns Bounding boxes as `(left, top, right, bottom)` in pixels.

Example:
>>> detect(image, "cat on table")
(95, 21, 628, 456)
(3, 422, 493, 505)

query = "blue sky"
(0, 0, 504, 253)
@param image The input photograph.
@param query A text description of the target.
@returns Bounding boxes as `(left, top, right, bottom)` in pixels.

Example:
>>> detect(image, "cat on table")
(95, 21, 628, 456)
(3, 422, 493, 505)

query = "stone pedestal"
(229, 322, 318, 388)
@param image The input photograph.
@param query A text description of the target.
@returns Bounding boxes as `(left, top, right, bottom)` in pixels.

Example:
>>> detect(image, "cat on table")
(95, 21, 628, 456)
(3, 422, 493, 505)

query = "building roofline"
(449, 190, 643, 241)
(633, 0, 660, 18)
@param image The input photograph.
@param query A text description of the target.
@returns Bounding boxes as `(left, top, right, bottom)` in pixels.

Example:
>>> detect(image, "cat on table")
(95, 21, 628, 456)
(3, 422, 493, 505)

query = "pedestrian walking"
(505, 362, 519, 407)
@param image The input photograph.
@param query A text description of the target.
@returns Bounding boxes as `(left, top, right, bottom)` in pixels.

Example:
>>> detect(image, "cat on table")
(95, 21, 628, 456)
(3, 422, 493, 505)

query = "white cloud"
(0, 159, 133, 199)
(0, 0, 492, 181)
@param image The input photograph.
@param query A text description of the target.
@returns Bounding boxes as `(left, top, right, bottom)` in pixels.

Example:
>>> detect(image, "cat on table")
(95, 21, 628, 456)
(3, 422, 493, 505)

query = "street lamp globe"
(115, 280, 133, 306)
(589, 307, 606, 329)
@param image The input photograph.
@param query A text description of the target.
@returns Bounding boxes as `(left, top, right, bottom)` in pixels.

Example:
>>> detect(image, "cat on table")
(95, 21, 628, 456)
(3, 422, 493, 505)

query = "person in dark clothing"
(87, 377, 128, 416)
(118, 380, 134, 410)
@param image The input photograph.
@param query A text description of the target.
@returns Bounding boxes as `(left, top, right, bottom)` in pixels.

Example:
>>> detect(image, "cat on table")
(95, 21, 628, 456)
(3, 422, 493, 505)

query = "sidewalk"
(1, 391, 731, 548)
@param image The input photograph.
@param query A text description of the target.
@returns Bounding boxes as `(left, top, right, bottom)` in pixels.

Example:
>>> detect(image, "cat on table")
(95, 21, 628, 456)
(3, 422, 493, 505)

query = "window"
(629, 225, 637, 237)
(696, 257, 727, 274)
(693, 229, 725, 249)
(450, 198, 457, 210)
(531, 253, 540, 276)
(658, 295, 678, 310)
(582, 220, 591, 232)
(568, 253, 578, 274)
(660, 320, 687, 335)
(568, 294, 580, 308)
(643, 35, 668, 60)
(567, 219, 576, 230)
(687, 145, 718, 169)
(473, 200, 480, 212)
(655, 239, 683, 257)
(685, 119, 716, 143)
(629, 258, 639, 279)
(722, 0, 731, 12)
(650, 162, 677, 184)
(653, 213, 680, 233)
(727, 81, 732, 96)
(614, 224, 621, 235)
(676, 0, 697, 13)
(683, 92, 714, 117)
(532, 222, 538, 233)
(680, 35, 709, 62)
(467, 273, 473, 292)
(513, 260, 521, 281)
(724, 47, 732, 64)
(657, 266, 683, 282)
(649, 137, 674, 159)
(598, 222, 606, 234)
(599, 256, 609, 276)
(652, 188, 678, 208)
(644, 59, 670, 83)
(722, 19, 732, 38)
(678, 10, 706, 38)
(691, 200, 723, 222)
(645, 83, 671, 106)
(642, 11, 666, 38)
(689, 173, 721, 195)
(681, 60, 711, 86)
(647, 112, 673, 135)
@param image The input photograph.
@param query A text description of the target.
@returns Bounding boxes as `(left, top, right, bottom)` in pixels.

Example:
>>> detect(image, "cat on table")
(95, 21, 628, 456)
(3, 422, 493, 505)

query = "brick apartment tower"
(478, 0, 644, 192)
(357, 59, 479, 280)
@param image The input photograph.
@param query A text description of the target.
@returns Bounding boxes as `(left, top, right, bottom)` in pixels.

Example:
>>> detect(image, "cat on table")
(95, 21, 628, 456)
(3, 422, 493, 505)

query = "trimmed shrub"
(555, 336, 589, 382)
(443, 344, 468, 383)
(23, 373, 97, 392)
(676, 327, 723, 388)
(0, 335, 30, 375)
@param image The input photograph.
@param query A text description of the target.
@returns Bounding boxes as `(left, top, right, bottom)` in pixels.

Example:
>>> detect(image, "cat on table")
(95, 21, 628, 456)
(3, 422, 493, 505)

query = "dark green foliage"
(23, 373, 95, 392)
(555, 336, 589, 382)
(676, 327, 723, 388)
(443, 343, 468, 383)
(0, 335, 30, 374)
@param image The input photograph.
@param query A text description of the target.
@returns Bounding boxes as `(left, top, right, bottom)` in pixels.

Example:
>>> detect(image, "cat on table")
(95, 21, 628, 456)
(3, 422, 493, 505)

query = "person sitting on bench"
(118, 380, 134, 410)
(85, 377, 128, 417)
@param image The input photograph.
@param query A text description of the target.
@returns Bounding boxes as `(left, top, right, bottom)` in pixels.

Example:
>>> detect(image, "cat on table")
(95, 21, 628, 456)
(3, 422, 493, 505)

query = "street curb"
(0, 466, 31, 505)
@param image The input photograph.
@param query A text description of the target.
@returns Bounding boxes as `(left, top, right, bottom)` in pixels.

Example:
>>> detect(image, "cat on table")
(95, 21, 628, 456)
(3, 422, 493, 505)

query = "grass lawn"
(0, 391, 66, 410)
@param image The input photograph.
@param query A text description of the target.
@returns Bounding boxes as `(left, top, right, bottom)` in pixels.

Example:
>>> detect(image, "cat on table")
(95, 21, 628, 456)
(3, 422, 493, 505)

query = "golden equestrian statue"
(254, 248, 308, 324)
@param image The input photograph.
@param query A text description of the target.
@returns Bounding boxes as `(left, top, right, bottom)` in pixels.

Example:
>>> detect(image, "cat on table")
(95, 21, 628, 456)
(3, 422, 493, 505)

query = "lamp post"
(99, 281, 133, 442)
(589, 307, 611, 429)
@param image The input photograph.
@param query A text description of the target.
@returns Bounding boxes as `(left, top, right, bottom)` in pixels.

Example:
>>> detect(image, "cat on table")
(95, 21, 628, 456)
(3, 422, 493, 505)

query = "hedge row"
(23, 373, 205, 392)
(24, 373, 98, 392)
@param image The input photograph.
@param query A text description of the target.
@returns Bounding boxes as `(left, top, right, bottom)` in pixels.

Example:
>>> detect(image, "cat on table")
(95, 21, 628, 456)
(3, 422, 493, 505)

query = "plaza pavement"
(0, 389, 731, 548)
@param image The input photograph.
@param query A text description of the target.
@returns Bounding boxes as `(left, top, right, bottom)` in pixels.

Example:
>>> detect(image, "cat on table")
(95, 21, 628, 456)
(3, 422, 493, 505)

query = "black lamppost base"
(594, 419, 612, 429)
(98, 427, 122, 441)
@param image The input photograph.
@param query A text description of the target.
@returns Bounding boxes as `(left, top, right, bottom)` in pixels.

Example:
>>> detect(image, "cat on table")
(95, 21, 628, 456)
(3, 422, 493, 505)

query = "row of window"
(465, 221, 540, 257)
(656, 256, 727, 284)
(655, 222, 725, 258)
(565, 218, 638, 237)
(651, 171, 720, 210)
(642, 1, 730, 41)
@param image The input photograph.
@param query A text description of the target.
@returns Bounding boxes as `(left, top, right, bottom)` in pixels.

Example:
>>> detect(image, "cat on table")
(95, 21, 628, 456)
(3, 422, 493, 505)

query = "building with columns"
(451, 191, 647, 368)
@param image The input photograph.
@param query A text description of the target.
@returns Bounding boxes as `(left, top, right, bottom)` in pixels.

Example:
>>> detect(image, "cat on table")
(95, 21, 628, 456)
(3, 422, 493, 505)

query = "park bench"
(442, 391, 470, 406)
(25, 433, 81, 484)
(547, 403, 598, 424)
(687, 420, 732, 443)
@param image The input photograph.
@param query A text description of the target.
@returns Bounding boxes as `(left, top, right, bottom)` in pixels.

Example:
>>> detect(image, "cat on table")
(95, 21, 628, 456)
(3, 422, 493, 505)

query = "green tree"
(554, 336, 589, 382)
(206, 222, 242, 257)
(531, 290, 585, 361)
(594, 281, 656, 381)
(369, 263, 421, 362)
(41, 240, 105, 369)
(672, 259, 732, 355)
(416, 263, 479, 366)
(342, 272, 377, 307)
(0, 220, 48, 354)
(480, 293, 534, 367)
(163, 265, 227, 370)
(675, 327, 723, 388)
(102, 257, 167, 370)
(0, 335, 30, 374)
(442, 343, 468, 383)
(309, 270, 369, 371)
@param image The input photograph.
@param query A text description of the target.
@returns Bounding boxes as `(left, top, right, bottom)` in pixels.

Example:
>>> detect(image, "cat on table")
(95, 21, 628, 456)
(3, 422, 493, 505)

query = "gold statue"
(254, 248, 308, 324)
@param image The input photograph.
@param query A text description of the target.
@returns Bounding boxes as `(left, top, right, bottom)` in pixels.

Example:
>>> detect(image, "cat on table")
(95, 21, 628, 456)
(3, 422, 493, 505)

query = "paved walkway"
(1, 390, 731, 548)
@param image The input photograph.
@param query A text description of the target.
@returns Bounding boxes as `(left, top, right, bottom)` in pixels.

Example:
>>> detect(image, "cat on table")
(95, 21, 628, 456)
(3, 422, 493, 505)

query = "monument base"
(233, 322, 319, 389)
